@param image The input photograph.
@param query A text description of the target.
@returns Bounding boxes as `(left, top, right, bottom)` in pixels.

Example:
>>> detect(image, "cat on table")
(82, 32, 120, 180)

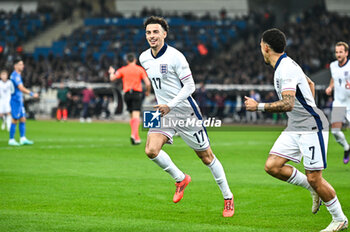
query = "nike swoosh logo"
(310, 161, 318, 165)
(145, 67, 150, 71)
(199, 143, 205, 147)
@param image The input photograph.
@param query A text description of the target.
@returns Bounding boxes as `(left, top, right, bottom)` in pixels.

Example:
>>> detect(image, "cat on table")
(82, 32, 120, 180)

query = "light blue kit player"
(8, 57, 39, 146)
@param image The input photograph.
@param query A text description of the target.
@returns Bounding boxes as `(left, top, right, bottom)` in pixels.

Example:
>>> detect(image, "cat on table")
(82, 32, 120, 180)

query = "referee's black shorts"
(124, 90, 143, 113)
(58, 100, 68, 108)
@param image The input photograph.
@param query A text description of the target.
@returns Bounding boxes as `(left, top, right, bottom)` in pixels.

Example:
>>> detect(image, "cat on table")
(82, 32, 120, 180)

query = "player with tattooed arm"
(244, 28, 348, 232)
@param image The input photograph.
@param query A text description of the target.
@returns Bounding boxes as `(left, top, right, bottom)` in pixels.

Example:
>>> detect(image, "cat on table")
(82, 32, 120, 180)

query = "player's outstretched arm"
(325, 78, 334, 96)
(18, 84, 39, 98)
(244, 91, 295, 112)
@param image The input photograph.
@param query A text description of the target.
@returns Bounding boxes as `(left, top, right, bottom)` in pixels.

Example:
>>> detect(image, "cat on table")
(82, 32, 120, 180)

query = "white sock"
(151, 150, 185, 182)
(207, 155, 233, 199)
(325, 196, 347, 221)
(286, 166, 314, 193)
(332, 129, 350, 151)
(6, 115, 11, 130)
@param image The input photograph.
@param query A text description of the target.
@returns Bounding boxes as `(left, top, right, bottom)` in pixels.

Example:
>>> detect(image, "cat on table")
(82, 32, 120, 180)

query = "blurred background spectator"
(0, 0, 347, 123)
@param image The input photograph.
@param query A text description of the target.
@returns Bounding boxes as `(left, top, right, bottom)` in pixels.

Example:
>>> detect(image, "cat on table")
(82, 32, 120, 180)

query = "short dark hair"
(125, 53, 135, 63)
(262, 28, 286, 53)
(144, 16, 169, 33)
(0, 69, 8, 74)
(13, 56, 23, 65)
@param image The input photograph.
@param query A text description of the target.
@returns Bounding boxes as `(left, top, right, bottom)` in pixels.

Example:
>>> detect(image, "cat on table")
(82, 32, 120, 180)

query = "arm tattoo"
(265, 94, 295, 113)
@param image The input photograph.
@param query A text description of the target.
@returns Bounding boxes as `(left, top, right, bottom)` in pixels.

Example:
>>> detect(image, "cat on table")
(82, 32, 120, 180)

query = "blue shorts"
(10, 100, 26, 119)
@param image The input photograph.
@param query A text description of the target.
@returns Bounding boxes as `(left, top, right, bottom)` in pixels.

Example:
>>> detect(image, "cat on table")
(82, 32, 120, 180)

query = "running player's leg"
(302, 131, 348, 231)
(145, 132, 188, 202)
(195, 147, 234, 217)
(176, 118, 234, 216)
(265, 154, 321, 213)
(265, 154, 293, 180)
(266, 132, 320, 213)
(330, 106, 349, 163)
(266, 133, 306, 181)
(265, 154, 315, 193)
(306, 170, 348, 231)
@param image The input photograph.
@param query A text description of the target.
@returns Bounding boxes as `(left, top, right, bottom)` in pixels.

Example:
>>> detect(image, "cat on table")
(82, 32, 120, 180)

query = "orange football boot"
(173, 174, 191, 203)
(223, 197, 234, 217)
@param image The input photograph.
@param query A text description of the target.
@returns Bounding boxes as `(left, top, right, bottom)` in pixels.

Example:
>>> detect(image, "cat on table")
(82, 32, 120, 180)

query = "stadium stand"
(1, 2, 349, 120)
(0, 9, 54, 55)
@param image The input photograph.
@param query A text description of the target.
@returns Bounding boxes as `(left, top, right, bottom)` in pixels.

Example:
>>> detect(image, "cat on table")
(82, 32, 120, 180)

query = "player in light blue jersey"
(245, 29, 347, 232)
(8, 57, 39, 146)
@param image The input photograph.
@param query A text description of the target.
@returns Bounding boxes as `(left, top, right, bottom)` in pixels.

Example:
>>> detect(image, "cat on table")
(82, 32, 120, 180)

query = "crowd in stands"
(2, 4, 346, 88)
(195, 4, 350, 85)
(0, 8, 54, 55)
(0, 3, 348, 120)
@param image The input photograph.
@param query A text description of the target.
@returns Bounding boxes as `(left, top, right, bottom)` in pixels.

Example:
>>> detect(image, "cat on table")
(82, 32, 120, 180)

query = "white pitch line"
(0, 144, 123, 150)
(0, 140, 267, 150)
(0, 138, 122, 143)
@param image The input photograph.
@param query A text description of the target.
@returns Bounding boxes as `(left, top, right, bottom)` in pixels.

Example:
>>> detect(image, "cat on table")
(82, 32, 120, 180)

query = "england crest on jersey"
(160, 64, 168, 74)
(276, 79, 280, 90)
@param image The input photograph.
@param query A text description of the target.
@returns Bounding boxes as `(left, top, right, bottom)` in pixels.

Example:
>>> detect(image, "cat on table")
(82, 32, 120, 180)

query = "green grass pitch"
(0, 121, 349, 232)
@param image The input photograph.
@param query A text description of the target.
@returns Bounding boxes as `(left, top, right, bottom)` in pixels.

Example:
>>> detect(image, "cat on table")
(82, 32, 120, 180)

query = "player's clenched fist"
(154, 104, 170, 116)
(244, 96, 258, 111)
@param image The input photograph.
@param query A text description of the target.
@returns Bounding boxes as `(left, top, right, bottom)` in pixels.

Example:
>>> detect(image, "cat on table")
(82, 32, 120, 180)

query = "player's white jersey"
(329, 59, 350, 104)
(0, 80, 12, 114)
(0, 80, 12, 103)
(274, 54, 328, 132)
(139, 44, 198, 112)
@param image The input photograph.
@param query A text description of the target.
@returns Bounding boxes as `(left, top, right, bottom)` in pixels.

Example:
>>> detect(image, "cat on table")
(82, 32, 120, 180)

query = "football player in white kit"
(326, 41, 350, 164)
(0, 70, 12, 131)
(139, 16, 234, 217)
(245, 29, 348, 232)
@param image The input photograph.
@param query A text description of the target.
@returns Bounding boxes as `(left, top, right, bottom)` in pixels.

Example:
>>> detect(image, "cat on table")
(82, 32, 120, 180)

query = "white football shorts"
(148, 110, 210, 151)
(269, 131, 329, 170)
(0, 100, 11, 114)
